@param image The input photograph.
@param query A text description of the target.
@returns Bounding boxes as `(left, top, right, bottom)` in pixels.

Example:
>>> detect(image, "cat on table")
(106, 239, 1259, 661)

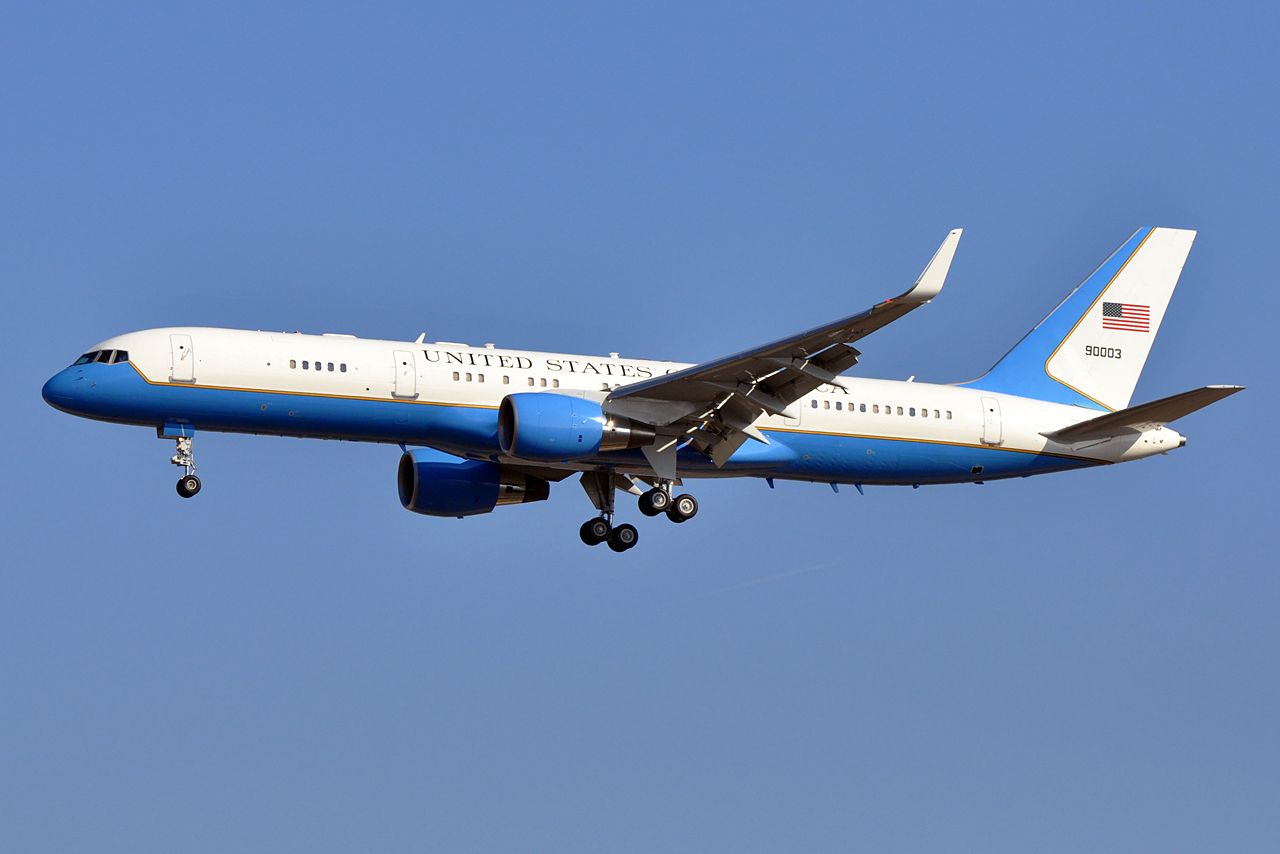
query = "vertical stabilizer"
(963, 227, 1196, 411)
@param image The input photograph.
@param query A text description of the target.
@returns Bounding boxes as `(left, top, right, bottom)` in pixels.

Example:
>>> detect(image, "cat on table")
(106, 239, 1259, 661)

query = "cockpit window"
(72, 349, 130, 366)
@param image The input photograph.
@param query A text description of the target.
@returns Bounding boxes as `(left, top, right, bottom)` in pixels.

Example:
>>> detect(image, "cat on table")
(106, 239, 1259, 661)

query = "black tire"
(667, 493, 697, 522)
(176, 475, 202, 498)
(580, 518, 610, 546)
(638, 487, 669, 517)
(608, 523, 638, 552)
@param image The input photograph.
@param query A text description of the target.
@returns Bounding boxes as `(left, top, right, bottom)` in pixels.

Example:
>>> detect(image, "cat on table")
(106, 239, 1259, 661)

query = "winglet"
(900, 228, 962, 303)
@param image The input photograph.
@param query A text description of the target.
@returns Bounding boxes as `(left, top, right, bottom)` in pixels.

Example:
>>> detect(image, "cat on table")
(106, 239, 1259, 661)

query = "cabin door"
(980, 396, 1003, 446)
(392, 350, 418, 399)
(169, 333, 195, 383)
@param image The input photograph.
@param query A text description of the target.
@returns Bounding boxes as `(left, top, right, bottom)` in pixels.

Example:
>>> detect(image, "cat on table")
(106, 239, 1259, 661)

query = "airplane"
(42, 226, 1242, 552)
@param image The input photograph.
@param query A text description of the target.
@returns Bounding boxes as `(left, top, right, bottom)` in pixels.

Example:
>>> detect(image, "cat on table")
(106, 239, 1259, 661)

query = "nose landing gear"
(164, 428, 201, 498)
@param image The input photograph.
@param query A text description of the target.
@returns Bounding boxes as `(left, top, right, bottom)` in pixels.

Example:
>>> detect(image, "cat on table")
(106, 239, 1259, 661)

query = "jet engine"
(397, 447, 549, 517)
(497, 393, 656, 463)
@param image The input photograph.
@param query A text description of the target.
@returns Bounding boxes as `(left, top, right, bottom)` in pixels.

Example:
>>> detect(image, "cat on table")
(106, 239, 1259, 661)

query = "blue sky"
(3, 2, 1276, 851)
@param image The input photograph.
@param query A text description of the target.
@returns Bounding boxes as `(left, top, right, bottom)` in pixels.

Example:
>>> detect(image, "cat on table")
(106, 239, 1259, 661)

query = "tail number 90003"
(1085, 345, 1122, 359)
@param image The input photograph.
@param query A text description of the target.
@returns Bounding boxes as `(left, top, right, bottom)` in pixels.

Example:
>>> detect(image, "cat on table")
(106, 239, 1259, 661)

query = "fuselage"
(41, 327, 1184, 486)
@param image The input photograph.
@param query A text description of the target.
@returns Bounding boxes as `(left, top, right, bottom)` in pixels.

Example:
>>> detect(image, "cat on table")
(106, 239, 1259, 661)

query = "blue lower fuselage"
(42, 361, 1095, 485)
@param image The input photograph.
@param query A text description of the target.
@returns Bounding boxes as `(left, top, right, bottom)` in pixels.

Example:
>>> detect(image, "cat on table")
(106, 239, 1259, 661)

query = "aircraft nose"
(42, 368, 82, 411)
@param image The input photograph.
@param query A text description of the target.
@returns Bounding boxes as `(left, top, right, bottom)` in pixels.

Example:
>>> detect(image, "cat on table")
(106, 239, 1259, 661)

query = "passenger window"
(896, 406, 903, 415)
(477, 374, 484, 383)
(909, 407, 916, 416)
(290, 359, 297, 369)
(452, 371, 459, 381)
(811, 400, 818, 409)
(527, 377, 535, 387)
(302, 361, 309, 370)
(835, 402, 842, 411)
(315, 361, 322, 371)
(465, 372, 472, 382)
(340, 364, 347, 373)
(946, 410, 953, 419)
(540, 378, 547, 387)
(327, 362, 334, 372)
(860, 403, 866, 412)
(872, 404, 879, 414)
(823, 400, 830, 410)
(933, 409, 939, 418)
(503, 375, 510, 385)
(552, 379, 560, 388)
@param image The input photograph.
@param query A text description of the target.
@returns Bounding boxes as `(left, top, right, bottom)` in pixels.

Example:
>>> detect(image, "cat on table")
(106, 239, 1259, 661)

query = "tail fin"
(963, 227, 1196, 410)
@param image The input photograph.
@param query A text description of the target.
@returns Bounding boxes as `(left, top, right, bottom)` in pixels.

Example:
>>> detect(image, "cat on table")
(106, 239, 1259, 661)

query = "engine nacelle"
(397, 448, 549, 517)
(497, 393, 656, 462)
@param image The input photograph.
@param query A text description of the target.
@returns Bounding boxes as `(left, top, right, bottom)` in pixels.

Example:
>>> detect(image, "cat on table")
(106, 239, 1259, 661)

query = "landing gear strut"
(170, 434, 201, 498)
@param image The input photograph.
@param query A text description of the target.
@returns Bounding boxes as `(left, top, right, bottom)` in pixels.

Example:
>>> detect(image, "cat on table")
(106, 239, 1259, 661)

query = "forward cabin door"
(169, 333, 195, 383)
(980, 396, 1003, 446)
(392, 350, 418, 399)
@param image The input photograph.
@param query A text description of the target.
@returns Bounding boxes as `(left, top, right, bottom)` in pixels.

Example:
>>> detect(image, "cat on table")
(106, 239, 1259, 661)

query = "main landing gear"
(579, 517, 639, 552)
(638, 485, 698, 523)
(170, 434, 201, 498)
(578, 472, 640, 552)
(578, 474, 698, 552)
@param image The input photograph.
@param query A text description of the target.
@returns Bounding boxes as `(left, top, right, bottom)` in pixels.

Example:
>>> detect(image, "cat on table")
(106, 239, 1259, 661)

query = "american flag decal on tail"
(1102, 301, 1150, 332)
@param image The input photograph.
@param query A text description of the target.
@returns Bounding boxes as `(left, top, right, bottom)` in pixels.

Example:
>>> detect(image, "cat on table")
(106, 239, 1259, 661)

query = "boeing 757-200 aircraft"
(43, 227, 1241, 552)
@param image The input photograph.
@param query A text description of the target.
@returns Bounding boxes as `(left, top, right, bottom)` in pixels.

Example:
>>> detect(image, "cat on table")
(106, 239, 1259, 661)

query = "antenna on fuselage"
(414, 333, 426, 344)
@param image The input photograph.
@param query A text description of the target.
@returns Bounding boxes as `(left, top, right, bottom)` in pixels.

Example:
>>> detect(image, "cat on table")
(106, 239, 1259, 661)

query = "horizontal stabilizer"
(1044, 385, 1244, 443)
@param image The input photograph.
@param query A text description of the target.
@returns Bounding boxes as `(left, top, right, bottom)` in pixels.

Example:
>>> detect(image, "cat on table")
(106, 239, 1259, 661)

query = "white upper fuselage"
(81, 327, 1184, 473)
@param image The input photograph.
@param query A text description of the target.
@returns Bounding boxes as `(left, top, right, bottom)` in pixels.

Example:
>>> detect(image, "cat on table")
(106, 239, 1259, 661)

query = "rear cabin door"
(169, 333, 195, 383)
(392, 350, 418, 399)
(980, 396, 1003, 446)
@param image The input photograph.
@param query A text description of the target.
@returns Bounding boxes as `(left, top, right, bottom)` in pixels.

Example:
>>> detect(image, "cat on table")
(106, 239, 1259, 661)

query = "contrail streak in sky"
(662, 560, 841, 608)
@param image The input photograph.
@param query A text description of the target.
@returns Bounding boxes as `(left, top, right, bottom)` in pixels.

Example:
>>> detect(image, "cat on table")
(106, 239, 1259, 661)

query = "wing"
(605, 229, 963, 474)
